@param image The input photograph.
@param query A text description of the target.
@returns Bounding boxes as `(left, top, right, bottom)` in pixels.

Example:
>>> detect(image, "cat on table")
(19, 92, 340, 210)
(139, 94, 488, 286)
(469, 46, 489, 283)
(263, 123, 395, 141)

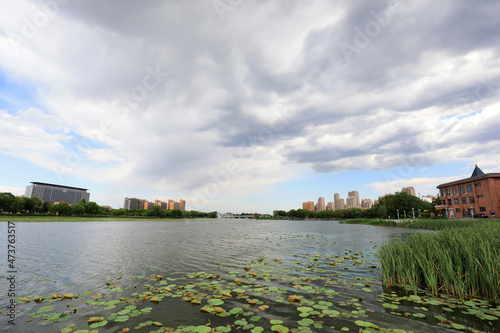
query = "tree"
(171, 209, 183, 218)
(0, 192, 15, 213)
(273, 210, 287, 218)
(85, 202, 99, 215)
(72, 203, 86, 216)
(58, 202, 72, 215)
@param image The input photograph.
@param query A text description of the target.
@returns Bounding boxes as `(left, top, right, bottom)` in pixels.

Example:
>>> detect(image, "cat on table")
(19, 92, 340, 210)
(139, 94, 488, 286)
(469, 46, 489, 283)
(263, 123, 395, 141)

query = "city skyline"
(1, 1, 500, 213)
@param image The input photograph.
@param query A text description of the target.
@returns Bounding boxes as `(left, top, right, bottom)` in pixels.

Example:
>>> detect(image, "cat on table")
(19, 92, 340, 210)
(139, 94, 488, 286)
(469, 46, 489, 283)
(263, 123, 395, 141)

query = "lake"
(0, 219, 497, 332)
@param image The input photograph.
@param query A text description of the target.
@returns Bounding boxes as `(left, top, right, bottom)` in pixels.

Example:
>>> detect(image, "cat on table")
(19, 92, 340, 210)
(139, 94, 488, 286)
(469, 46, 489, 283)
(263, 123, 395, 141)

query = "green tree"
(171, 208, 183, 218)
(72, 202, 86, 216)
(85, 202, 100, 215)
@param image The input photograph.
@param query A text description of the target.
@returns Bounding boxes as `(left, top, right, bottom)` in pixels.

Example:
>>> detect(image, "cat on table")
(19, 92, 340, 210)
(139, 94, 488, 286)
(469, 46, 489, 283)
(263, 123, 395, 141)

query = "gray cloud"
(1, 0, 500, 199)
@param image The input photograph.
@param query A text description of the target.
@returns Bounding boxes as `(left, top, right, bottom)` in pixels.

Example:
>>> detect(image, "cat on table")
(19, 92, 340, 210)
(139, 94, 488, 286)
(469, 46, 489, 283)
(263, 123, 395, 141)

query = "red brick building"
(436, 165, 500, 218)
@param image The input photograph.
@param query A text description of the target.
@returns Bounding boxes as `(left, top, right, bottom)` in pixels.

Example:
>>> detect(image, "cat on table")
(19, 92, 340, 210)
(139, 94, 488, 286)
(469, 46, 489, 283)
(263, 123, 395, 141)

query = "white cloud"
(1, 0, 500, 212)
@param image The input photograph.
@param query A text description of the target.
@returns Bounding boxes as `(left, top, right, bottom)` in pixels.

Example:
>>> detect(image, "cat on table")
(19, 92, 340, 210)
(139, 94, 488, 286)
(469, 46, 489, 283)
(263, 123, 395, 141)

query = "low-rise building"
(436, 165, 500, 218)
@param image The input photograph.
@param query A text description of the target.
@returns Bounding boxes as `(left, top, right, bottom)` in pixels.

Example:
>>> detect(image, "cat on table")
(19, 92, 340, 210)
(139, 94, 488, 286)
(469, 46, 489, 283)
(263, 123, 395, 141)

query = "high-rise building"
(302, 201, 315, 211)
(361, 199, 373, 209)
(124, 197, 142, 210)
(316, 196, 325, 211)
(179, 199, 186, 211)
(338, 198, 346, 209)
(347, 190, 360, 208)
(154, 199, 168, 210)
(25, 182, 90, 205)
(402, 186, 416, 196)
(326, 201, 334, 210)
(334, 193, 341, 210)
(168, 199, 175, 210)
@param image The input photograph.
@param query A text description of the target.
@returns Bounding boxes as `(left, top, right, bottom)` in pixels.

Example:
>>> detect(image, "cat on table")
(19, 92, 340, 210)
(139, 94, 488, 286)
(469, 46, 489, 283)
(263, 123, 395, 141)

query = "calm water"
(0, 220, 495, 332)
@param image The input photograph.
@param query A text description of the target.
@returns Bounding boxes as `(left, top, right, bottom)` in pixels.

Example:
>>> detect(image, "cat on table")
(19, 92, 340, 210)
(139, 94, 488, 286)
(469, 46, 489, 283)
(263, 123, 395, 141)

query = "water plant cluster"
(378, 221, 500, 304)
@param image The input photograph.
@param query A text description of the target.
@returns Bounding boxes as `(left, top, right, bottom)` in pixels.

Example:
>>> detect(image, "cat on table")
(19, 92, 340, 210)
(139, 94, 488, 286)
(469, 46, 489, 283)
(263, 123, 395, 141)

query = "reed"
(378, 223, 500, 303)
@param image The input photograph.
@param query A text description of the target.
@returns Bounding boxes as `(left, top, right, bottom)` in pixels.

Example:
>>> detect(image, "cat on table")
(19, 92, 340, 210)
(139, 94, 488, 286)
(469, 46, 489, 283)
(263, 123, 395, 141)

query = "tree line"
(0, 193, 105, 215)
(273, 192, 436, 220)
(0, 192, 217, 218)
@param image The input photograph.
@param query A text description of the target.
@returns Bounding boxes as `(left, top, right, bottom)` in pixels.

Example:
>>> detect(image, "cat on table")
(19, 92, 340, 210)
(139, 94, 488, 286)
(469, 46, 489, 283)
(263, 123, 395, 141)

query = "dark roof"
(30, 182, 89, 191)
(437, 166, 500, 188)
(470, 165, 485, 178)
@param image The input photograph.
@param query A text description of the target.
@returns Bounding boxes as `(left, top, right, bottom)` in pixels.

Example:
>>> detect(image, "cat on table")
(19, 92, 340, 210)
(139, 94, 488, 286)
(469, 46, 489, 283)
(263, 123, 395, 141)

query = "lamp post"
(404, 210, 407, 219)
(412, 208, 415, 220)
(397, 209, 400, 220)
(471, 206, 474, 220)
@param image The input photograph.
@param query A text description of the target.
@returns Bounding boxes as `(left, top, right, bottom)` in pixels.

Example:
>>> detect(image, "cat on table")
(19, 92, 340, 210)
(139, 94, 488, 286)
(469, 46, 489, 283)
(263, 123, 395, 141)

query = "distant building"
(338, 198, 346, 209)
(436, 165, 500, 218)
(302, 201, 315, 211)
(124, 197, 142, 210)
(402, 186, 416, 196)
(361, 199, 373, 209)
(421, 194, 435, 203)
(125, 197, 186, 211)
(168, 199, 175, 210)
(334, 193, 342, 210)
(347, 190, 360, 208)
(154, 199, 168, 210)
(25, 182, 90, 205)
(326, 201, 334, 210)
(316, 196, 325, 212)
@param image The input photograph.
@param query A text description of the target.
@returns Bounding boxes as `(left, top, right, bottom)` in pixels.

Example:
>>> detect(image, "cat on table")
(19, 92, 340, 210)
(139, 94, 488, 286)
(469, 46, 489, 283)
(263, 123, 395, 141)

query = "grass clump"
(402, 218, 500, 230)
(340, 218, 397, 226)
(378, 223, 500, 303)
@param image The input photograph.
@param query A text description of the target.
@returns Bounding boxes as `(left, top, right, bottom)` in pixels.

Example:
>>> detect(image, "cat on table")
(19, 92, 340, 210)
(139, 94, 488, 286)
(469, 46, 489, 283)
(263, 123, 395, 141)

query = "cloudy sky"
(1, 0, 499, 213)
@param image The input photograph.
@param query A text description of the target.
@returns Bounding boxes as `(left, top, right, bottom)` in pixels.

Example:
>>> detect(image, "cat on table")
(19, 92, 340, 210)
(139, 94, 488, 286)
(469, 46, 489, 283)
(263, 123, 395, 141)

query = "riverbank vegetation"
(378, 220, 500, 303)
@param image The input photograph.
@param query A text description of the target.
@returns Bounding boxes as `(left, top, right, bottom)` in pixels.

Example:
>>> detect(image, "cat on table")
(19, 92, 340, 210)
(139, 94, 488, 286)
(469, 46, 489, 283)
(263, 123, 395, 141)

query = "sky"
(1, 0, 500, 213)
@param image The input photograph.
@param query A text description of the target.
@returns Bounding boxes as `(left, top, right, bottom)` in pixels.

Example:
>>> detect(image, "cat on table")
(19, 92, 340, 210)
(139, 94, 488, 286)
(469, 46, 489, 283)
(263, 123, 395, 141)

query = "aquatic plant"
(378, 223, 500, 303)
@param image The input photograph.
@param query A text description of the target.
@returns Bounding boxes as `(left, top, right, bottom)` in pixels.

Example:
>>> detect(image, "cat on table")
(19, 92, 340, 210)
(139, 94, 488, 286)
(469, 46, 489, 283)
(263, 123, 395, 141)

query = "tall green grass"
(402, 218, 500, 230)
(378, 223, 500, 303)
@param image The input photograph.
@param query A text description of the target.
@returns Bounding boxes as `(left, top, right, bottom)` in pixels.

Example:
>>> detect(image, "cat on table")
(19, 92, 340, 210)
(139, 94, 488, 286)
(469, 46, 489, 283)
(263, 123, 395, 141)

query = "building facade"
(124, 197, 141, 210)
(326, 201, 334, 210)
(436, 165, 500, 218)
(347, 190, 360, 208)
(302, 201, 315, 211)
(315, 196, 325, 212)
(361, 199, 373, 209)
(125, 197, 186, 211)
(25, 182, 90, 205)
(401, 186, 416, 196)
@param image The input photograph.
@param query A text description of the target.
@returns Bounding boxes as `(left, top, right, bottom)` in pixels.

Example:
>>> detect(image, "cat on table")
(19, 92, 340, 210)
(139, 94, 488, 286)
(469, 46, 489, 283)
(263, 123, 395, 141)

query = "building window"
(469, 196, 475, 204)
(454, 198, 459, 205)
(448, 199, 452, 205)
(479, 207, 486, 212)
(456, 208, 461, 213)
(446, 189, 451, 195)
(475, 182, 481, 187)
(467, 185, 473, 192)
(478, 194, 483, 198)
(460, 186, 465, 194)
(462, 197, 467, 204)
(452, 188, 458, 195)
